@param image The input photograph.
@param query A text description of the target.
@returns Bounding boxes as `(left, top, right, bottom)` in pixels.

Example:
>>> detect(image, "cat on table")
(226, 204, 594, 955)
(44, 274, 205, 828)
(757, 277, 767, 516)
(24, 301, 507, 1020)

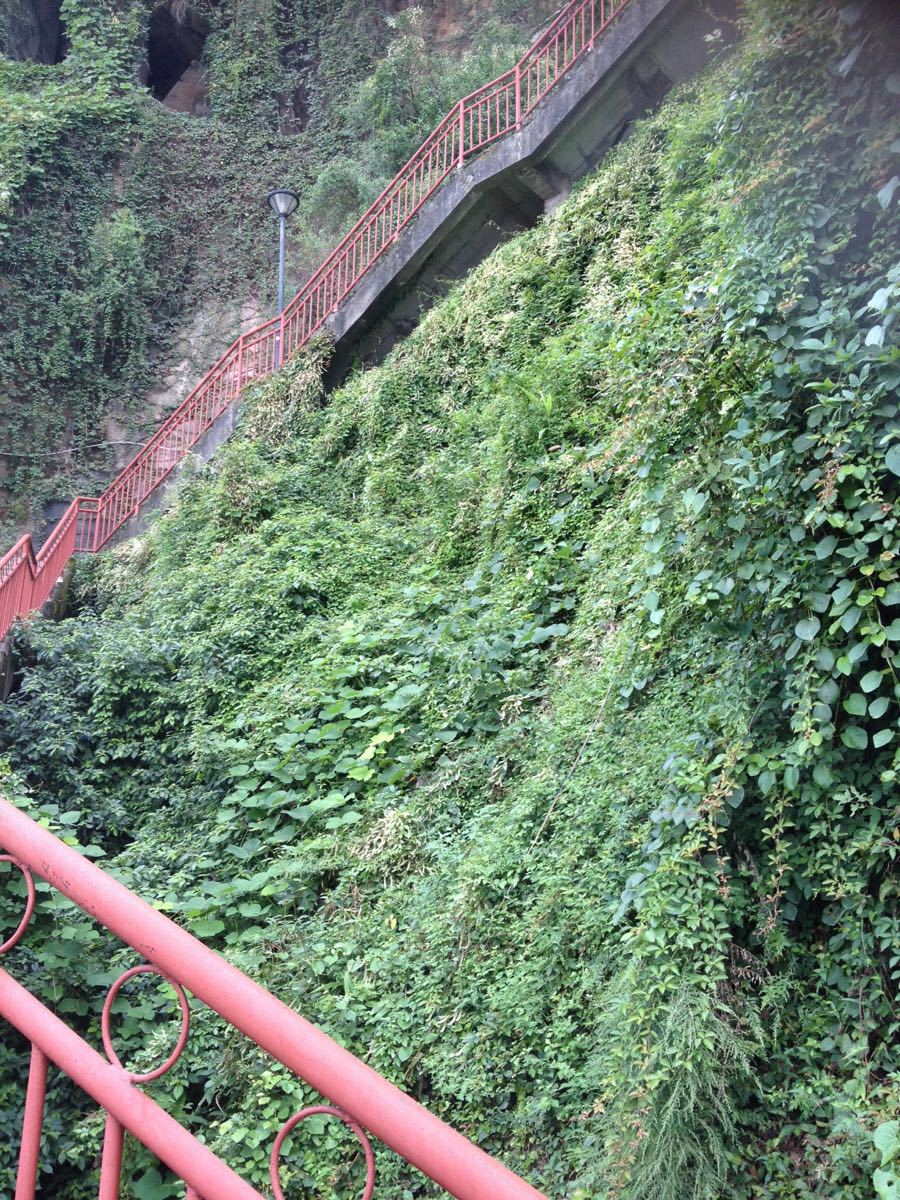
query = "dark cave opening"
(146, 5, 209, 108)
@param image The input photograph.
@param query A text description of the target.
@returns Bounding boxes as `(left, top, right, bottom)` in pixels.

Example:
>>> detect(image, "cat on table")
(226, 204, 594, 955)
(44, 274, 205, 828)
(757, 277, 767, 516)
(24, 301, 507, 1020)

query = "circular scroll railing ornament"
(0, 854, 36, 955)
(101, 964, 190, 1084)
(270, 1105, 376, 1200)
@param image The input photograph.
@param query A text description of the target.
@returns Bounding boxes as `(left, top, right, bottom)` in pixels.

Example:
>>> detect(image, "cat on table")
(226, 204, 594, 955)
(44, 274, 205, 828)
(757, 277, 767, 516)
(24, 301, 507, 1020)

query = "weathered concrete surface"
(94, 0, 737, 548)
(323, 0, 737, 382)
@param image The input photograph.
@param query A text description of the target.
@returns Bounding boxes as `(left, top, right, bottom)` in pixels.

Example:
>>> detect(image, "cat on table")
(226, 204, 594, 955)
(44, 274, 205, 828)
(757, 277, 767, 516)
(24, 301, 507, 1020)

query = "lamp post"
(267, 189, 299, 366)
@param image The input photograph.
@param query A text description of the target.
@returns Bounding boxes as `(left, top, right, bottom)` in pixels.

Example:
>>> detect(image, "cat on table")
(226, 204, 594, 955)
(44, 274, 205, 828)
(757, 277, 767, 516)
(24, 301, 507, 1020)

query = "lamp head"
(267, 189, 299, 218)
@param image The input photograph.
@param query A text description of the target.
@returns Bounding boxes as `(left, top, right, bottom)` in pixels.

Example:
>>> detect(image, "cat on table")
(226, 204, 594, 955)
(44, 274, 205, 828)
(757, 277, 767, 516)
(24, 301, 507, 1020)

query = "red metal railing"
(0, 497, 95, 637)
(0, 0, 633, 640)
(0, 795, 548, 1199)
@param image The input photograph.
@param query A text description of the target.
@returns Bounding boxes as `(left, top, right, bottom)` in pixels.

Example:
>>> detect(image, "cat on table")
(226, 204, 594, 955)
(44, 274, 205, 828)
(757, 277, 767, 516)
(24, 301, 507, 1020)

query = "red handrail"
(0, 0, 633, 637)
(0, 795, 548, 1198)
(0, 497, 91, 637)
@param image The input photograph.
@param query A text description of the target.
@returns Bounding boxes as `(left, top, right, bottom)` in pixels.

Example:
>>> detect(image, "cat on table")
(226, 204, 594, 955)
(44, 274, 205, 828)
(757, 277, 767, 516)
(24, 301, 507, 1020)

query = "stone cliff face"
(0, 0, 64, 64)
(159, 60, 210, 114)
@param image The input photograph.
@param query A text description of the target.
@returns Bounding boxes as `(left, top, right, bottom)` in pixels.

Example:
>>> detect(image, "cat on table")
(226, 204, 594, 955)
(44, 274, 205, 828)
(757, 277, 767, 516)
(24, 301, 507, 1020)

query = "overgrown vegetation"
(0, 1, 898, 1197)
(0, 0, 553, 535)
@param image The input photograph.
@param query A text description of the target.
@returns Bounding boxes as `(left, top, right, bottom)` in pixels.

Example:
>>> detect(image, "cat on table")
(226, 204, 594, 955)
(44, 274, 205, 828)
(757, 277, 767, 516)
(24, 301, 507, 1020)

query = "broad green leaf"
(840, 606, 862, 632)
(840, 726, 868, 750)
(873, 1121, 899, 1163)
(795, 617, 820, 641)
(877, 175, 900, 209)
(813, 763, 833, 787)
(869, 287, 892, 312)
(874, 1169, 898, 1200)
(191, 918, 226, 938)
(869, 695, 890, 719)
(860, 669, 882, 693)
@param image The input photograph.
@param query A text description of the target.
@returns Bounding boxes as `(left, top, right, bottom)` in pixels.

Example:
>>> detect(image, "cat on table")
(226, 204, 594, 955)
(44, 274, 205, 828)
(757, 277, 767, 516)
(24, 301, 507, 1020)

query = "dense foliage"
(0, 0, 552, 535)
(1, 1, 898, 1197)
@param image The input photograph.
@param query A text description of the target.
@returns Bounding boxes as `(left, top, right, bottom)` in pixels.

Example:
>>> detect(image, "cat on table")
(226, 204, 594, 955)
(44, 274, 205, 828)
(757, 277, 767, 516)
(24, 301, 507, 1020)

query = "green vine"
(0, 2, 897, 1198)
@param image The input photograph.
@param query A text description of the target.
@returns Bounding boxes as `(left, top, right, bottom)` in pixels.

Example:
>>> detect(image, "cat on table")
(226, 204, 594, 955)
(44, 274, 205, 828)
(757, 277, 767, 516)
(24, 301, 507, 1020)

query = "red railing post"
(14, 1044, 47, 1200)
(0, 969, 264, 1200)
(98, 1115, 124, 1200)
(515, 61, 522, 129)
(458, 97, 465, 168)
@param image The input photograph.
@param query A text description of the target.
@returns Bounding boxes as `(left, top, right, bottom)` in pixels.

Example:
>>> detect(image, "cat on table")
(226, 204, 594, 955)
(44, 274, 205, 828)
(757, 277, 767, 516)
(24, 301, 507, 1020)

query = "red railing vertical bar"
(19, 556, 33, 619)
(0, 968, 265, 1200)
(141, 450, 151, 502)
(131, 456, 142, 508)
(17, 558, 29, 624)
(98, 1114, 124, 1200)
(14, 1044, 47, 1200)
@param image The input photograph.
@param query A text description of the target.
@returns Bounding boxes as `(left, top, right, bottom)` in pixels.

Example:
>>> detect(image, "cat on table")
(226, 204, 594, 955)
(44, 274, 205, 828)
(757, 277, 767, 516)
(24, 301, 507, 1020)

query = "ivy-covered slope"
(1, 2, 899, 1197)
(0, 0, 553, 535)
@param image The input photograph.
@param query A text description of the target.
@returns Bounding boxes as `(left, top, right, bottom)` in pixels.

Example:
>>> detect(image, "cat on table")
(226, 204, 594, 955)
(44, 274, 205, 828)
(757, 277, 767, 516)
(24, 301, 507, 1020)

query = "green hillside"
(1, 1, 898, 1197)
(0, 0, 552, 536)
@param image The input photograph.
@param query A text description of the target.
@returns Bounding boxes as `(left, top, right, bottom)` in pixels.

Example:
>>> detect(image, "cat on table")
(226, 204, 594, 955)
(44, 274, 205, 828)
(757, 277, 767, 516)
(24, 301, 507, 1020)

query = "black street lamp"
(267, 189, 299, 366)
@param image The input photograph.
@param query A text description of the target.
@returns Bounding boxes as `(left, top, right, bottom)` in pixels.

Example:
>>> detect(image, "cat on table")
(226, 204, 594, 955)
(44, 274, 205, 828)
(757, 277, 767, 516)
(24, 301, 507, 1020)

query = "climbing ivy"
(0, 2, 897, 1199)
